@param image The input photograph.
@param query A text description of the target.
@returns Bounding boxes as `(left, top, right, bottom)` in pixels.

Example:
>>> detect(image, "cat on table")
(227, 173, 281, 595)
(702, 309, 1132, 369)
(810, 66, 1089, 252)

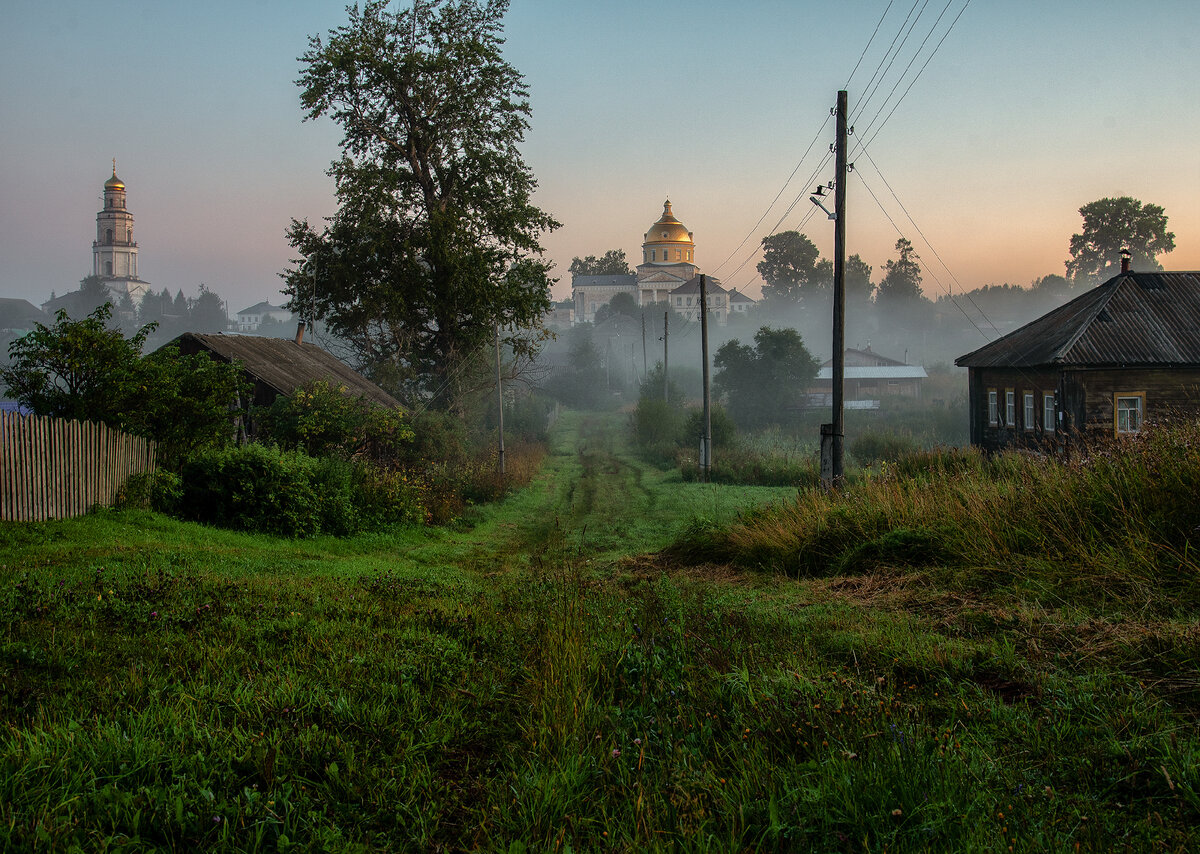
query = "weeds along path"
(401, 409, 797, 574)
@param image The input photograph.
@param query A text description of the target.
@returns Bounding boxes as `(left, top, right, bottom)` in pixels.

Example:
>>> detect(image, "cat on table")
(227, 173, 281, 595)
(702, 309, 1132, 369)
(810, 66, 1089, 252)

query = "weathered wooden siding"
(0, 411, 156, 522)
(1065, 367, 1200, 441)
(966, 367, 1062, 451)
(967, 365, 1200, 451)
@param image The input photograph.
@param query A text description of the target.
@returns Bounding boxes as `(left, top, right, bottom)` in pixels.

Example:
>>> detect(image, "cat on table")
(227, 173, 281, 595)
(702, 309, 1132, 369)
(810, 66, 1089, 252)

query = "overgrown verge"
(666, 423, 1200, 611)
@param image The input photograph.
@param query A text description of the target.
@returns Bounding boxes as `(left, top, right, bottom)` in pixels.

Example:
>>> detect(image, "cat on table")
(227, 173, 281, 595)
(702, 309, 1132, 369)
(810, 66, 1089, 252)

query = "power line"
(858, 0, 972, 152)
(844, 0, 895, 90)
(711, 115, 832, 276)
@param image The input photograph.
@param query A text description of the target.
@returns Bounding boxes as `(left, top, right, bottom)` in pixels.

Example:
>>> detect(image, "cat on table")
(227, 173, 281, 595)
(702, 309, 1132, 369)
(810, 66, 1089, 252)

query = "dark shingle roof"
(170, 333, 402, 409)
(956, 271, 1200, 369)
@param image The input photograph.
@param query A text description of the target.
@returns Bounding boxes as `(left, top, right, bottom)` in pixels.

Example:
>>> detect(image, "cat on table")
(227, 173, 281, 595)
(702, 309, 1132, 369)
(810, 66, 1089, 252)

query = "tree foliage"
(757, 231, 825, 305)
(1, 305, 247, 467)
(282, 0, 559, 410)
(846, 254, 874, 305)
(714, 326, 819, 429)
(875, 238, 923, 305)
(569, 249, 633, 277)
(1066, 197, 1175, 286)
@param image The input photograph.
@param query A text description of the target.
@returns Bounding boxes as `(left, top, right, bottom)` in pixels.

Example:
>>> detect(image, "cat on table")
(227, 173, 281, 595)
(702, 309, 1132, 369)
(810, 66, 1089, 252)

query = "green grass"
(1, 411, 1197, 851)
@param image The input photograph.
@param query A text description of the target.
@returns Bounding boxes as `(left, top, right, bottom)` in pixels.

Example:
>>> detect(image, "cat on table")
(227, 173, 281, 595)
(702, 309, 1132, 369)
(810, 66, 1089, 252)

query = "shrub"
(177, 444, 427, 537)
(115, 469, 183, 514)
(256, 380, 413, 465)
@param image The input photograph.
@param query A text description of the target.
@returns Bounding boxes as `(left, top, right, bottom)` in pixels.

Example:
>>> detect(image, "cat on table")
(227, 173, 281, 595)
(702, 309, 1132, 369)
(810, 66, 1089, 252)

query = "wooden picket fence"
(0, 411, 156, 522)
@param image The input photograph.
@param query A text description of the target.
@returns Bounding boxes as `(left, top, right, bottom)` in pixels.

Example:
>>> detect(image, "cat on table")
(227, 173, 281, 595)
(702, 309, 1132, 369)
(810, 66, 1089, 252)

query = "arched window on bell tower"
(105, 228, 113, 244)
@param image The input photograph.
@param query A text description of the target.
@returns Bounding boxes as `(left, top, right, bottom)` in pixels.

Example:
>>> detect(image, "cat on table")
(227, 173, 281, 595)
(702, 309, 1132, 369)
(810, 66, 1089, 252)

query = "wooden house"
(955, 267, 1200, 451)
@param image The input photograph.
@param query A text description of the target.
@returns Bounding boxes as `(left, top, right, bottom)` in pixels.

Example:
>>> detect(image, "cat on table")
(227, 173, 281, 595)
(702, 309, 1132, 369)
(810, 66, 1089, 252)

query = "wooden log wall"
(0, 411, 156, 522)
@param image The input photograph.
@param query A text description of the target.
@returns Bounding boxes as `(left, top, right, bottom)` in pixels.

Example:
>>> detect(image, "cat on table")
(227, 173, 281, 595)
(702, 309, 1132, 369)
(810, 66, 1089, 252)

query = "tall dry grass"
(669, 422, 1200, 610)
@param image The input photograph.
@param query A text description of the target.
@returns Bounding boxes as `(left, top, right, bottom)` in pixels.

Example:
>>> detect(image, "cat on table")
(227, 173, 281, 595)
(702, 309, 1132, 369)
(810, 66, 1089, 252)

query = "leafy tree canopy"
(875, 238, 923, 305)
(757, 232, 825, 305)
(714, 326, 819, 429)
(593, 291, 638, 323)
(846, 254, 874, 305)
(1066, 197, 1175, 286)
(1, 305, 247, 467)
(570, 249, 633, 277)
(282, 0, 559, 411)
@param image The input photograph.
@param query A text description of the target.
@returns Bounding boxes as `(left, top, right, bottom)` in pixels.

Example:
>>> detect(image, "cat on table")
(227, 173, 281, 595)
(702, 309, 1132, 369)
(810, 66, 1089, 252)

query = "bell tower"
(92, 161, 149, 302)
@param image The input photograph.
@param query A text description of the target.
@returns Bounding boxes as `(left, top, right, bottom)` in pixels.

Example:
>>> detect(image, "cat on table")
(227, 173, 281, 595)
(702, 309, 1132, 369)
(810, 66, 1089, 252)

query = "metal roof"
(670, 275, 727, 296)
(956, 271, 1200, 368)
(816, 366, 928, 380)
(170, 333, 402, 409)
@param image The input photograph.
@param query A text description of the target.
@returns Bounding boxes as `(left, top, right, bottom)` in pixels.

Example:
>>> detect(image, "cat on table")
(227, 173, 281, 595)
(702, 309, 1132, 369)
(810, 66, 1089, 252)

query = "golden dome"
(105, 162, 124, 190)
(643, 199, 693, 246)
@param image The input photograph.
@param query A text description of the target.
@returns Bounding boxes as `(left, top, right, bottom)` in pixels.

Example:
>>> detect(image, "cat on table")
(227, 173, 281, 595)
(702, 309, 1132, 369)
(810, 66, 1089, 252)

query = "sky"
(2, 0, 1198, 314)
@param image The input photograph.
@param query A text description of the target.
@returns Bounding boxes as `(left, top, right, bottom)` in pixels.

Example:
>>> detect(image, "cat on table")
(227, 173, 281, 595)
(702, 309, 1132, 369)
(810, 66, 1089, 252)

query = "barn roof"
(956, 271, 1200, 369)
(170, 332, 402, 409)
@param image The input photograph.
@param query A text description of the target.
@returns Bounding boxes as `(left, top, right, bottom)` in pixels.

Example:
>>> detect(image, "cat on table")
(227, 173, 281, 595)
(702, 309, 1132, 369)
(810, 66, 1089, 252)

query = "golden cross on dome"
(112, 157, 117, 176)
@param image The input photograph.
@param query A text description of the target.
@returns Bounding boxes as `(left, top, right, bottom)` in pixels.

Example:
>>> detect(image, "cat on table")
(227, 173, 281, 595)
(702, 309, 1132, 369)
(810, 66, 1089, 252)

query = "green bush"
(177, 444, 426, 537)
(683, 404, 737, 449)
(115, 469, 183, 514)
(256, 380, 413, 465)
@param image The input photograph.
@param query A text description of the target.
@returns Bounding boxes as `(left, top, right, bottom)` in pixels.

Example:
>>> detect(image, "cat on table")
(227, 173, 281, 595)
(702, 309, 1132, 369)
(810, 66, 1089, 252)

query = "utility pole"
(663, 311, 670, 402)
(832, 89, 848, 486)
(641, 314, 648, 376)
(495, 323, 505, 477)
(699, 274, 712, 483)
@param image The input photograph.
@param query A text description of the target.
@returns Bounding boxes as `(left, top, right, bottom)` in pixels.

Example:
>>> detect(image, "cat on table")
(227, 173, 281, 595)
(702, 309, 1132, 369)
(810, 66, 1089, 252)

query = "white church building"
(571, 200, 752, 325)
(92, 163, 152, 304)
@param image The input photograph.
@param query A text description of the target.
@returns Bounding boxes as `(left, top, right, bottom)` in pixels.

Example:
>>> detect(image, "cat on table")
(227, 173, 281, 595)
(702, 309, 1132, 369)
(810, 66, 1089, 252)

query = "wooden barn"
(169, 330, 402, 411)
(956, 267, 1200, 451)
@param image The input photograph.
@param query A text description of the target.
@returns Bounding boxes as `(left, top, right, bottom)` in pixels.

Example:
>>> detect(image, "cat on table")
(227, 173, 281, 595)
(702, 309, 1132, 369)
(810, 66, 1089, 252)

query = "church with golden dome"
(572, 200, 745, 325)
(92, 162, 151, 304)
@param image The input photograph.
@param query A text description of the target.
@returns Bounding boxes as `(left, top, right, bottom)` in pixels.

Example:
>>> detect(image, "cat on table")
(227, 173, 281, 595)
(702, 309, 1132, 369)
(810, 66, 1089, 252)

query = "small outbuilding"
(169, 331, 402, 411)
(955, 267, 1200, 451)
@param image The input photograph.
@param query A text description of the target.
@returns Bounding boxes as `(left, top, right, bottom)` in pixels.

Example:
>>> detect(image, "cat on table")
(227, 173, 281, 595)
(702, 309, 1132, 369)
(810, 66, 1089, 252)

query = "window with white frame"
(1115, 393, 1144, 435)
(1005, 390, 1015, 427)
(987, 389, 998, 425)
(1043, 392, 1055, 433)
(1023, 392, 1035, 431)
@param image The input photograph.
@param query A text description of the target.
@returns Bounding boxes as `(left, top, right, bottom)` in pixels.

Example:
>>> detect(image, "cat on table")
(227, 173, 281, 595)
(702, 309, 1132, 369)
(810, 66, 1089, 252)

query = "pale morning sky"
(2, 0, 1197, 313)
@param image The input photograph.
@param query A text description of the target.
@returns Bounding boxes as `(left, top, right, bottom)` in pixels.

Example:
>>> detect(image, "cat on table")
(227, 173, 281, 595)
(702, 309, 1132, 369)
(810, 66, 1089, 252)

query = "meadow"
(1, 411, 1197, 851)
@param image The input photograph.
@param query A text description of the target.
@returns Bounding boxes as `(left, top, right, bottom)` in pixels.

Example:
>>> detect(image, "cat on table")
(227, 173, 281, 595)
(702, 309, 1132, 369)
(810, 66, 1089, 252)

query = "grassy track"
(1, 410, 1197, 851)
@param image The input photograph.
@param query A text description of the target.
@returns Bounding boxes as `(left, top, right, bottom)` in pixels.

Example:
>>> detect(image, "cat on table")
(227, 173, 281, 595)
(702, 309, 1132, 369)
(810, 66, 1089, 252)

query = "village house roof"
(236, 301, 290, 317)
(670, 275, 727, 296)
(815, 365, 928, 381)
(727, 289, 756, 304)
(956, 271, 1200, 369)
(170, 332, 402, 409)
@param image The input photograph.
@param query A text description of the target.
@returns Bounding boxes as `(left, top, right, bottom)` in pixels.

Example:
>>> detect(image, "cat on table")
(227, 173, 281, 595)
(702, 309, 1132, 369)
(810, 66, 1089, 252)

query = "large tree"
(569, 249, 633, 277)
(874, 238, 923, 306)
(757, 231, 825, 306)
(1066, 197, 1175, 286)
(714, 326, 819, 429)
(283, 0, 559, 410)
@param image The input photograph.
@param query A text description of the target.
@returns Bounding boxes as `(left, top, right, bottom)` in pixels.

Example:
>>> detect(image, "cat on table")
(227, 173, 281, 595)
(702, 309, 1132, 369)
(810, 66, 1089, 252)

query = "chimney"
(1120, 248, 1132, 275)
(295, 321, 305, 345)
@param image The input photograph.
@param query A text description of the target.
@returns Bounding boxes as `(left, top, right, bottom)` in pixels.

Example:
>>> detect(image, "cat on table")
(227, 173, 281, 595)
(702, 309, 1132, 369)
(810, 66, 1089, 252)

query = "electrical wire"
(844, 1, 895, 90)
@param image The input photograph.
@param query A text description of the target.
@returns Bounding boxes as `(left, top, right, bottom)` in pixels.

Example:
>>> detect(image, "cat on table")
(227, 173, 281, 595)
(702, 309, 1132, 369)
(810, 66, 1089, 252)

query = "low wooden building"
(170, 331, 402, 410)
(955, 268, 1200, 451)
(811, 347, 927, 402)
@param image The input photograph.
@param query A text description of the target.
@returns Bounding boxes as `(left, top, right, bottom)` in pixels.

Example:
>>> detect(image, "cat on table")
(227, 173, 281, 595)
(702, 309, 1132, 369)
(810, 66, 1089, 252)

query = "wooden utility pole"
(699, 274, 712, 482)
(641, 314, 648, 375)
(663, 311, 670, 402)
(495, 324, 505, 476)
(832, 89, 848, 486)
